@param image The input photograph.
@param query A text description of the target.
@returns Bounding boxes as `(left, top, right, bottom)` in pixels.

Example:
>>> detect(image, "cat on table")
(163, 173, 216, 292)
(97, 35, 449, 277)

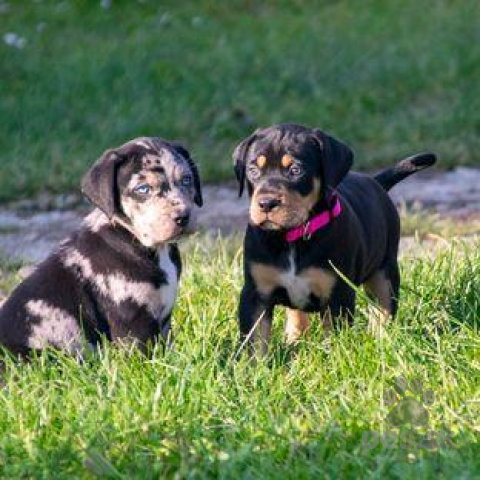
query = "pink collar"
(285, 195, 342, 243)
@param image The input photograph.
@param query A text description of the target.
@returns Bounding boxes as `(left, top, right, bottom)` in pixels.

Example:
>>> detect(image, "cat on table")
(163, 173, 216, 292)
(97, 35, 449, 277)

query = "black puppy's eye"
(134, 184, 151, 195)
(289, 165, 303, 176)
(181, 175, 192, 187)
(247, 165, 261, 179)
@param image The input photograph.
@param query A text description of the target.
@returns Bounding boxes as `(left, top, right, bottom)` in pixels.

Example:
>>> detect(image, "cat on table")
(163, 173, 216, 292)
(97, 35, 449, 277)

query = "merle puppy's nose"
(174, 212, 190, 227)
(258, 197, 281, 213)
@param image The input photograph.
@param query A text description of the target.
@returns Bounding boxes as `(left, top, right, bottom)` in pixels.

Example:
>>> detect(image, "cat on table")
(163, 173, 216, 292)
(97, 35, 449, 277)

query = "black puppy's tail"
(374, 152, 436, 191)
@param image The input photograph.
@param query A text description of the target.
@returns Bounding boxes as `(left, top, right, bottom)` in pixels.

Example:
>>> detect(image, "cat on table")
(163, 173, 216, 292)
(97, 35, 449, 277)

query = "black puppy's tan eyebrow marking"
(281, 154, 293, 168)
(256, 155, 267, 168)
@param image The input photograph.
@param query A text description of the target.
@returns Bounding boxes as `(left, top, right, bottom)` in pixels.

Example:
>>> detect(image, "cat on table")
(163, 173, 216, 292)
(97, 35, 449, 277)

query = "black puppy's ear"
(312, 128, 354, 191)
(172, 143, 203, 207)
(232, 131, 259, 197)
(81, 149, 125, 219)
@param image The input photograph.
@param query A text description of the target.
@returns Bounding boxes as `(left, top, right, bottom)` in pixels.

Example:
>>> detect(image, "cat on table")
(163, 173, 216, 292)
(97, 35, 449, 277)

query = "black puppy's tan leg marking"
(365, 270, 393, 337)
(285, 309, 309, 344)
(285, 307, 335, 347)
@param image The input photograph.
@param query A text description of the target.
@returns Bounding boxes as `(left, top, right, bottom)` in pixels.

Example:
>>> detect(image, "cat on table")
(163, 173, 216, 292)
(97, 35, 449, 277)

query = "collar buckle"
(302, 221, 312, 241)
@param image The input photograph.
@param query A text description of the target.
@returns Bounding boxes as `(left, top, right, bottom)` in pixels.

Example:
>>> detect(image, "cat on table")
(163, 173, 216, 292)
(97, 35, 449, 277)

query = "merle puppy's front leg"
(159, 312, 174, 349)
(109, 306, 162, 353)
(239, 284, 273, 358)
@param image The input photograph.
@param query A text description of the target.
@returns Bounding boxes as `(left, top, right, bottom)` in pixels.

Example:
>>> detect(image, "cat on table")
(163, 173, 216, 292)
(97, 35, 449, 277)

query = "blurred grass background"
(0, 0, 478, 201)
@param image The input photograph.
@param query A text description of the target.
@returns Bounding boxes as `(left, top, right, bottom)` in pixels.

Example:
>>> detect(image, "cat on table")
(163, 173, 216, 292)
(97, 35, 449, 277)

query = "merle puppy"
(0, 137, 202, 357)
(233, 123, 436, 356)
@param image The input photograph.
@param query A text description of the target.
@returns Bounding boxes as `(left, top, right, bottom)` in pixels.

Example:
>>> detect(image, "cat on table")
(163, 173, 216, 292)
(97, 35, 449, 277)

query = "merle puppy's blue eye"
(134, 184, 151, 195)
(181, 176, 192, 187)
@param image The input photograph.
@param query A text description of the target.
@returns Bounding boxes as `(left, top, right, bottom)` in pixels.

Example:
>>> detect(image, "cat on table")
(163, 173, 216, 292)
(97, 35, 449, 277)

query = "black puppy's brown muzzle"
(254, 181, 286, 214)
(257, 195, 282, 213)
(254, 178, 287, 208)
(250, 181, 288, 229)
(250, 178, 320, 230)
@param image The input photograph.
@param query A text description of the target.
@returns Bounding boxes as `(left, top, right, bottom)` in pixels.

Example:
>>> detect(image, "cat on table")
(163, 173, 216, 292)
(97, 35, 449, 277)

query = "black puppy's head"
(82, 137, 202, 247)
(233, 123, 353, 230)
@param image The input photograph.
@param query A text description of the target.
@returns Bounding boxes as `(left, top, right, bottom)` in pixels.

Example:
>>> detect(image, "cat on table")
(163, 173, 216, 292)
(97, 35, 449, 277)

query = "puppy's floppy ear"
(81, 149, 126, 219)
(171, 143, 203, 207)
(233, 131, 261, 197)
(312, 128, 354, 192)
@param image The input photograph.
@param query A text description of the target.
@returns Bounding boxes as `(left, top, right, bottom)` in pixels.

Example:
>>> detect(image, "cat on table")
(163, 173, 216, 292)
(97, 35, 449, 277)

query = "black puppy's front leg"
(327, 282, 356, 327)
(239, 284, 273, 358)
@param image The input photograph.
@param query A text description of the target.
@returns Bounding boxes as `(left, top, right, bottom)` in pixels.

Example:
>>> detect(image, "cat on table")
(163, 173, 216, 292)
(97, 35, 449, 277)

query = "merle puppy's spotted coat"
(0, 137, 202, 356)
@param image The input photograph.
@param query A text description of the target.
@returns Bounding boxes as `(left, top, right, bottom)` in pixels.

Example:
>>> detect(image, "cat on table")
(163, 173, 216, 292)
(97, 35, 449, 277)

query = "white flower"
(3, 32, 26, 49)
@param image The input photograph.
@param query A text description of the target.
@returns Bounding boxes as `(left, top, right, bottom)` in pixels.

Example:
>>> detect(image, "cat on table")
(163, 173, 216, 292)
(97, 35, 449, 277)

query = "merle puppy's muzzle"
(173, 210, 190, 227)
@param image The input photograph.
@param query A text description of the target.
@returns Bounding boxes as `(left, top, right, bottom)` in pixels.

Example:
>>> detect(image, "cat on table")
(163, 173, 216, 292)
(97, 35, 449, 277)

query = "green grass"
(0, 254, 24, 299)
(1, 0, 479, 201)
(0, 236, 478, 478)
(399, 207, 480, 238)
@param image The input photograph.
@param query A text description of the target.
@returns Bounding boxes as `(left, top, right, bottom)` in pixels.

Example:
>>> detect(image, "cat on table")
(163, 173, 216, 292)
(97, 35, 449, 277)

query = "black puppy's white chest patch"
(250, 252, 336, 308)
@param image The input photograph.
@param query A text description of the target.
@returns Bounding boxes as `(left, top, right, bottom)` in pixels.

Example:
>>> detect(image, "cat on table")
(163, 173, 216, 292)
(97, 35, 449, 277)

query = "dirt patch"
(0, 168, 478, 264)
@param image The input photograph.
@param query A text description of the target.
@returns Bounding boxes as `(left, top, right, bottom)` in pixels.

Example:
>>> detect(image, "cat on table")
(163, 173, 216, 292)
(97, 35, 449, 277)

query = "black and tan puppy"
(0, 137, 202, 357)
(233, 123, 435, 355)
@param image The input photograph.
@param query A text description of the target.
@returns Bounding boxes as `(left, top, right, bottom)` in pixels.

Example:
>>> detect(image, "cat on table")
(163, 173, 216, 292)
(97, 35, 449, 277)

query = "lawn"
(0, 236, 478, 478)
(1, 0, 479, 201)
(0, 1, 478, 477)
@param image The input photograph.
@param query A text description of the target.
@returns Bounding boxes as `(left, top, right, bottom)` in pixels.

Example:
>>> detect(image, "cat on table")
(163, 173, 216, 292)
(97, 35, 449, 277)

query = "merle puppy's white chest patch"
(251, 252, 336, 308)
(156, 246, 178, 321)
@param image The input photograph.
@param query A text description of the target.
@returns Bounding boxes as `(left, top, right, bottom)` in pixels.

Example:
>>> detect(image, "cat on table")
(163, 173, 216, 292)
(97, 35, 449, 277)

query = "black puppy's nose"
(174, 212, 190, 227)
(258, 197, 281, 213)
